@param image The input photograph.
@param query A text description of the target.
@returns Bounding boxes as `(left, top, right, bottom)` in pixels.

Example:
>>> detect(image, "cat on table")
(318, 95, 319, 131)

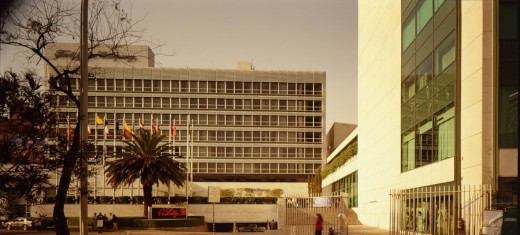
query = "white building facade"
(323, 0, 517, 231)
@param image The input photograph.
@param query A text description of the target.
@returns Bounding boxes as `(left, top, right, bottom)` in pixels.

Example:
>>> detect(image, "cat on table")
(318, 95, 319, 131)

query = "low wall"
(31, 203, 278, 223)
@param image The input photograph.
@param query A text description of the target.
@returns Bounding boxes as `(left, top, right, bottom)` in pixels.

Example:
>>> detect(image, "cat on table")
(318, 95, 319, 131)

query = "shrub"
(321, 138, 358, 178)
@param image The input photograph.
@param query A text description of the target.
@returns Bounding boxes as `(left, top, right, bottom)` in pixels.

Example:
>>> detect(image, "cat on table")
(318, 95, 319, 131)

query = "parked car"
(4, 217, 42, 230)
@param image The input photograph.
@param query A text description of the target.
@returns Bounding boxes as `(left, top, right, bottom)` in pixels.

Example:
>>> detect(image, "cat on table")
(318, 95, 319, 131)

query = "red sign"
(151, 207, 187, 219)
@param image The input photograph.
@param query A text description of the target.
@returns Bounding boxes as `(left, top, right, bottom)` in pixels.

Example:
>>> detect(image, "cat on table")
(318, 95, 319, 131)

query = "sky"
(0, 0, 358, 131)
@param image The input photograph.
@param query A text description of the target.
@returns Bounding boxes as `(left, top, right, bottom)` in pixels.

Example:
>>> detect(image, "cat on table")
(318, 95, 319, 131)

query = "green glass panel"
(417, 0, 433, 33)
(434, 0, 445, 12)
(403, 15, 416, 51)
(434, 32, 455, 75)
(435, 107, 455, 160)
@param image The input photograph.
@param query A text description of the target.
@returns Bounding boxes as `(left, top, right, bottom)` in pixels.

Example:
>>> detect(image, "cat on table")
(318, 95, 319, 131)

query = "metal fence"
(390, 184, 493, 235)
(282, 192, 349, 235)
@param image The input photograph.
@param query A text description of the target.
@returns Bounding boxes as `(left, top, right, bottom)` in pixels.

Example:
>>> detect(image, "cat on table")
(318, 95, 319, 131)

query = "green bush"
(65, 216, 204, 228)
(322, 138, 358, 178)
(41, 195, 278, 205)
(66, 196, 77, 204)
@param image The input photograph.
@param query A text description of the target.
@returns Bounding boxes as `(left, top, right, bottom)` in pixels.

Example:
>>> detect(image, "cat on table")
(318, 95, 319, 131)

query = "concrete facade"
(321, 0, 516, 230)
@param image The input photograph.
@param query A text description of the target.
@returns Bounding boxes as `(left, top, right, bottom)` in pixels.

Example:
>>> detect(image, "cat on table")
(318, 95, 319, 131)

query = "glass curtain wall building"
(401, 0, 457, 172)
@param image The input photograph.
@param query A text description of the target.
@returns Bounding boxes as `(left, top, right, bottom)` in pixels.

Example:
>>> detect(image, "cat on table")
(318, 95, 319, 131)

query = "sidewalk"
(70, 225, 389, 235)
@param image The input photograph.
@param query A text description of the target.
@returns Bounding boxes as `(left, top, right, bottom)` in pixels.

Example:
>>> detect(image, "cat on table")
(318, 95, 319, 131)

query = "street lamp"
(78, 1, 89, 235)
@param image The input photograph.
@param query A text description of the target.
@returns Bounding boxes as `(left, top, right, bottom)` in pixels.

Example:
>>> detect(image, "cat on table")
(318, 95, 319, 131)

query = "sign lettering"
(151, 207, 187, 219)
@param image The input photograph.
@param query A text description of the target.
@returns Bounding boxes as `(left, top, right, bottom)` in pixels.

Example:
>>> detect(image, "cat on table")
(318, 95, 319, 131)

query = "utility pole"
(79, 0, 89, 234)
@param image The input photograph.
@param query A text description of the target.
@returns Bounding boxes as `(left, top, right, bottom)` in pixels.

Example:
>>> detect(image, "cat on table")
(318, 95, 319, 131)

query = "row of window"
(325, 171, 358, 208)
(76, 78, 324, 96)
(402, 106, 454, 171)
(402, 0, 447, 51)
(59, 112, 322, 128)
(96, 145, 322, 159)
(401, 0, 456, 172)
(79, 96, 322, 112)
(192, 162, 318, 174)
(83, 128, 322, 143)
(402, 33, 455, 105)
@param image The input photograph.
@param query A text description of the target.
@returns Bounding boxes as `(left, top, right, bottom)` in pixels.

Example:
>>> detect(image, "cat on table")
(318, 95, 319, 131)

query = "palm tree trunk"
(143, 183, 153, 217)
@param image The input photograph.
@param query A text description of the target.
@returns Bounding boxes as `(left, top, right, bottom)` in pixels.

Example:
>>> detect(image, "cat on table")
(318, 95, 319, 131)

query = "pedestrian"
(111, 213, 118, 231)
(96, 212, 104, 233)
(315, 213, 324, 235)
(328, 227, 336, 235)
(103, 214, 109, 229)
(92, 213, 97, 229)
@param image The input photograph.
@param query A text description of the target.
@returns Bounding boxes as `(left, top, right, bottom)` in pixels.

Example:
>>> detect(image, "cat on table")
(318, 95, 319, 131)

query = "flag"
(95, 114, 104, 127)
(139, 118, 145, 129)
(115, 117, 120, 133)
(87, 124, 93, 135)
(123, 120, 133, 139)
(103, 116, 113, 136)
(67, 124, 74, 141)
(170, 119, 176, 140)
(151, 117, 157, 133)
(104, 125, 113, 135)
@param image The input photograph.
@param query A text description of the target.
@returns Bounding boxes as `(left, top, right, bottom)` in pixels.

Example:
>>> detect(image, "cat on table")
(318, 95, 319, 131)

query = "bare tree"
(1, 1, 153, 234)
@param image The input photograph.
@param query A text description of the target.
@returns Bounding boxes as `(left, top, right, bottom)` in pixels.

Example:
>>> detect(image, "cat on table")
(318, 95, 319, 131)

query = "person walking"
(92, 213, 97, 229)
(111, 213, 118, 231)
(315, 213, 324, 235)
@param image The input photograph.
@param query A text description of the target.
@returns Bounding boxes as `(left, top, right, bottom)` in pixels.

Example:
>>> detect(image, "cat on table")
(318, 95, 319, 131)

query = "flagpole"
(131, 113, 135, 201)
(103, 113, 107, 196)
(94, 114, 99, 202)
(55, 105, 59, 194)
(186, 116, 190, 202)
(113, 112, 116, 202)
(190, 120, 194, 197)
(168, 115, 172, 204)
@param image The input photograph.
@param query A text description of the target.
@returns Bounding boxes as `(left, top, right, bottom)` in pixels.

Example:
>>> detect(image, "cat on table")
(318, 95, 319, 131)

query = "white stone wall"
(459, 0, 495, 186)
(31, 204, 277, 223)
(357, 0, 402, 229)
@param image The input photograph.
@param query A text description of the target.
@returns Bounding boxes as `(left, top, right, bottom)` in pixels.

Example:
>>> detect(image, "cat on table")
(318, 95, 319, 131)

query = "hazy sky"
(0, 0, 358, 131)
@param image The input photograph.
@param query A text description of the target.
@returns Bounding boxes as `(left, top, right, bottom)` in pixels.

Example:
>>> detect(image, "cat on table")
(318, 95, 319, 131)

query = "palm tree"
(105, 129, 186, 216)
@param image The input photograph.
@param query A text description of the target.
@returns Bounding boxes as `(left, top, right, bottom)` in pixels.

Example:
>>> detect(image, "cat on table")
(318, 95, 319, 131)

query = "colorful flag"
(151, 117, 157, 133)
(104, 125, 113, 136)
(139, 118, 145, 129)
(123, 120, 133, 139)
(115, 117, 120, 133)
(170, 119, 176, 140)
(87, 124, 93, 135)
(67, 124, 74, 141)
(95, 114, 104, 127)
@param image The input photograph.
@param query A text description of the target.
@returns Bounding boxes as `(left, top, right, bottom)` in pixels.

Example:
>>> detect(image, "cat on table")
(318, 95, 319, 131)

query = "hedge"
(66, 216, 204, 228)
(43, 196, 278, 204)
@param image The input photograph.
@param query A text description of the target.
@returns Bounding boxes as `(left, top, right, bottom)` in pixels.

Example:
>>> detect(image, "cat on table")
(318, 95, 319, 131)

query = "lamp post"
(78, 0, 89, 235)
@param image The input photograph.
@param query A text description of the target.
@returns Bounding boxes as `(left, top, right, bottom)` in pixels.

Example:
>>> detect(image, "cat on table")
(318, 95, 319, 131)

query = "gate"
(282, 192, 349, 235)
(390, 184, 493, 235)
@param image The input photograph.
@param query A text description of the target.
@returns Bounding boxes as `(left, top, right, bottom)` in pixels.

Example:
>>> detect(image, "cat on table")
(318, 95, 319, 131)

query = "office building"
(323, 0, 517, 232)
(48, 43, 326, 197)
